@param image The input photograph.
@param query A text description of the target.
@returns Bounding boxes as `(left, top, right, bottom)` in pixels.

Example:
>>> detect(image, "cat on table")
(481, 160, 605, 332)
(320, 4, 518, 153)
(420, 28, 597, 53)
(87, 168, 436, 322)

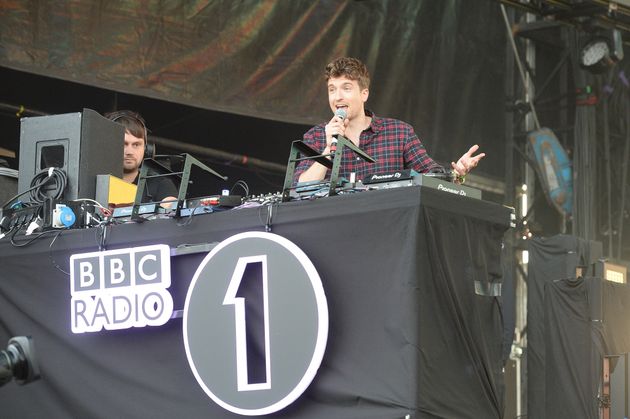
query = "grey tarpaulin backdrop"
(0, 0, 506, 178)
(0, 186, 511, 418)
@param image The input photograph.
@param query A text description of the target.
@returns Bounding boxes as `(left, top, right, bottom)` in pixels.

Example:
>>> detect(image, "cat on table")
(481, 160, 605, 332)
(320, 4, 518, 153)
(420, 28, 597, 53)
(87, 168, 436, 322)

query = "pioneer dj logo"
(369, 172, 402, 181)
(437, 183, 467, 196)
(69, 244, 173, 334)
(183, 232, 328, 416)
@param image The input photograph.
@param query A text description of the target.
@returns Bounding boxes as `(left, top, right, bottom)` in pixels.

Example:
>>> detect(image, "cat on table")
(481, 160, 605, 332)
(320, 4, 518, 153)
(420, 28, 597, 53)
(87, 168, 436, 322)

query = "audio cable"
(1, 167, 67, 210)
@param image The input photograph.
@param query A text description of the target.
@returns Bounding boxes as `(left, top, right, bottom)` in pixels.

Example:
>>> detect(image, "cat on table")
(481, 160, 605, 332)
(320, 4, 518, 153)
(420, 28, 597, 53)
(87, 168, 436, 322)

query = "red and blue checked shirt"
(294, 110, 444, 183)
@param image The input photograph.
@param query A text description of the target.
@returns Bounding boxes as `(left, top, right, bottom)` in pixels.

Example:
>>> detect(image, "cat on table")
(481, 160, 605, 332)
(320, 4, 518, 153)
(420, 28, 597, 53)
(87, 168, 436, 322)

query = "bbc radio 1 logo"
(184, 232, 329, 416)
(68, 233, 328, 415)
(70, 244, 173, 333)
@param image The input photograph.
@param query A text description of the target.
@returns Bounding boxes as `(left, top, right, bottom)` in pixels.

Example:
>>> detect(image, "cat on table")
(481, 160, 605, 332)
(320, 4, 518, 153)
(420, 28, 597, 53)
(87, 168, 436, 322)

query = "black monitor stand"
(131, 153, 226, 220)
(281, 135, 375, 202)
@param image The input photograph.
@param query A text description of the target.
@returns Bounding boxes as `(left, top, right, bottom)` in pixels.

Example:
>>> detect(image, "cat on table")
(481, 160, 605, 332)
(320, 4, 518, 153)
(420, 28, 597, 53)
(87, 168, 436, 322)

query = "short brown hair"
(104, 110, 147, 143)
(325, 57, 370, 90)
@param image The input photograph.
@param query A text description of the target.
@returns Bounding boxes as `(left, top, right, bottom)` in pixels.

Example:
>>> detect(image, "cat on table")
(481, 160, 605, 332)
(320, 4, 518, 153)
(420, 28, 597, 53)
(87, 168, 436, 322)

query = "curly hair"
(325, 57, 370, 90)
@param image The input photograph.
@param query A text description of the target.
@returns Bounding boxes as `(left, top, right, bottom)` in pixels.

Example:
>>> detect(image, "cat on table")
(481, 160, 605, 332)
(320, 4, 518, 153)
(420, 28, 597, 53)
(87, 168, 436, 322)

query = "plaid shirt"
(294, 110, 444, 183)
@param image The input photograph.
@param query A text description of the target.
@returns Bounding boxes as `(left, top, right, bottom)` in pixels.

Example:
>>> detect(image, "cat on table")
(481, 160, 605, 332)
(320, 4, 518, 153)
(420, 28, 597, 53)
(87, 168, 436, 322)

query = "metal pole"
(150, 135, 286, 174)
(500, 5, 542, 131)
(603, 70, 614, 257)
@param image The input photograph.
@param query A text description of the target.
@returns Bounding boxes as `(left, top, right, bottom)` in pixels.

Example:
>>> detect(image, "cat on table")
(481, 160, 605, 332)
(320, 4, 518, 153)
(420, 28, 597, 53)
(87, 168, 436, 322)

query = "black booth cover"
(526, 235, 630, 419)
(537, 277, 630, 419)
(601, 280, 630, 356)
(0, 187, 510, 418)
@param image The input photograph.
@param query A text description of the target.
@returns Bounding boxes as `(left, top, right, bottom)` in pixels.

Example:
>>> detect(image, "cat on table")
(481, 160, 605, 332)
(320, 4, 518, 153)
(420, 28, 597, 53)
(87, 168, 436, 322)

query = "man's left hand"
(451, 144, 485, 176)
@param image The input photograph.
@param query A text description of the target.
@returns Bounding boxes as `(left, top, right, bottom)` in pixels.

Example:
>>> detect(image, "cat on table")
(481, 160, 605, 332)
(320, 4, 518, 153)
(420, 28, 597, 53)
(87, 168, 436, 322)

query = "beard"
(123, 159, 140, 173)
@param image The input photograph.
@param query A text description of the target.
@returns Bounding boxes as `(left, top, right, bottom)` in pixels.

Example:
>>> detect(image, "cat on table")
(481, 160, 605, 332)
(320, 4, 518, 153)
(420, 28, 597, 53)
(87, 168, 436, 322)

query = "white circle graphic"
(183, 231, 329, 416)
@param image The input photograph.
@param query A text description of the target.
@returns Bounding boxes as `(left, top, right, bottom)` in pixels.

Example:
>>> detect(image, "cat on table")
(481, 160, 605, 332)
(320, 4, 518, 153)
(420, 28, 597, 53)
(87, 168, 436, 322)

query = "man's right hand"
(298, 115, 349, 183)
(324, 113, 349, 147)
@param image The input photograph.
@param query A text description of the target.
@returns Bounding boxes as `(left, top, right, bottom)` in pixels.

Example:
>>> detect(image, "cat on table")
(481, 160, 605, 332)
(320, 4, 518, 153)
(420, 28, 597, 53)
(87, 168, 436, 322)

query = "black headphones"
(105, 110, 156, 159)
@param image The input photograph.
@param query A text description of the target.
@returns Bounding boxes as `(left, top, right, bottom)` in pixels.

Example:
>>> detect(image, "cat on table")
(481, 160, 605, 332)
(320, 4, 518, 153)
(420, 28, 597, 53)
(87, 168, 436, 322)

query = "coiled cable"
(1, 167, 67, 210)
(28, 167, 67, 204)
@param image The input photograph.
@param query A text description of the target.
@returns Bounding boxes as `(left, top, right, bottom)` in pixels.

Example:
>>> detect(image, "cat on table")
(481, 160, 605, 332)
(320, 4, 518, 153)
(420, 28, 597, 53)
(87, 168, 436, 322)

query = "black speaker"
(18, 108, 124, 202)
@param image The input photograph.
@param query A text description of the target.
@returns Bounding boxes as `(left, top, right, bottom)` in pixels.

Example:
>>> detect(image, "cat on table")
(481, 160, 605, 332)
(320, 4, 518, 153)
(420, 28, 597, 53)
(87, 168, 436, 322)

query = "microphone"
(330, 108, 347, 155)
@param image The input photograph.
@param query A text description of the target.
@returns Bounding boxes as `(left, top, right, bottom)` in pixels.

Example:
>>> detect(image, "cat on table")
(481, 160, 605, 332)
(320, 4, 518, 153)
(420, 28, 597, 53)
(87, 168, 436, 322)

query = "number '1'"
(223, 255, 271, 391)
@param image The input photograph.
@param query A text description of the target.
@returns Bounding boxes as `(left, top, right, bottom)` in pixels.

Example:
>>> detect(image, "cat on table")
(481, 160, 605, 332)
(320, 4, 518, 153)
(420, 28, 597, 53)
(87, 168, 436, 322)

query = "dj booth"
(0, 185, 511, 418)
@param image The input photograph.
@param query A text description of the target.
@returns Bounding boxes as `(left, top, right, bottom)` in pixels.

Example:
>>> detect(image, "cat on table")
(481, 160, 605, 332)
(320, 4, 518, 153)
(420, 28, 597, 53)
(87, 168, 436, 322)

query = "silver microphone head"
(335, 108, 347, 120)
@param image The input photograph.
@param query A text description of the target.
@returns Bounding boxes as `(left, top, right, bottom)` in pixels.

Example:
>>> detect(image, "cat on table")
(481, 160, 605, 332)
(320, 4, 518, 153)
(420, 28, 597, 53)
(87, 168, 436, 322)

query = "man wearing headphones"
(105, 110, 178, 207)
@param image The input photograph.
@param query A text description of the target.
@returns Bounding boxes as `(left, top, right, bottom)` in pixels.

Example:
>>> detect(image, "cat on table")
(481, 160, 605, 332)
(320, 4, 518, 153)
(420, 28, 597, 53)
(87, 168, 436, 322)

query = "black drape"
(544, 278, 599, 419)
(0, 187, 510, 418)
(525, 235, 630, 419)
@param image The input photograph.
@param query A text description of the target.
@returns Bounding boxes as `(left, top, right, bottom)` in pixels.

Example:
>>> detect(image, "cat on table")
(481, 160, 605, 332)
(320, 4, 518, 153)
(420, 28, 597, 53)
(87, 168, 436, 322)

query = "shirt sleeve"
(403, 127, 445, 173)
(292, 125, 327, 184)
